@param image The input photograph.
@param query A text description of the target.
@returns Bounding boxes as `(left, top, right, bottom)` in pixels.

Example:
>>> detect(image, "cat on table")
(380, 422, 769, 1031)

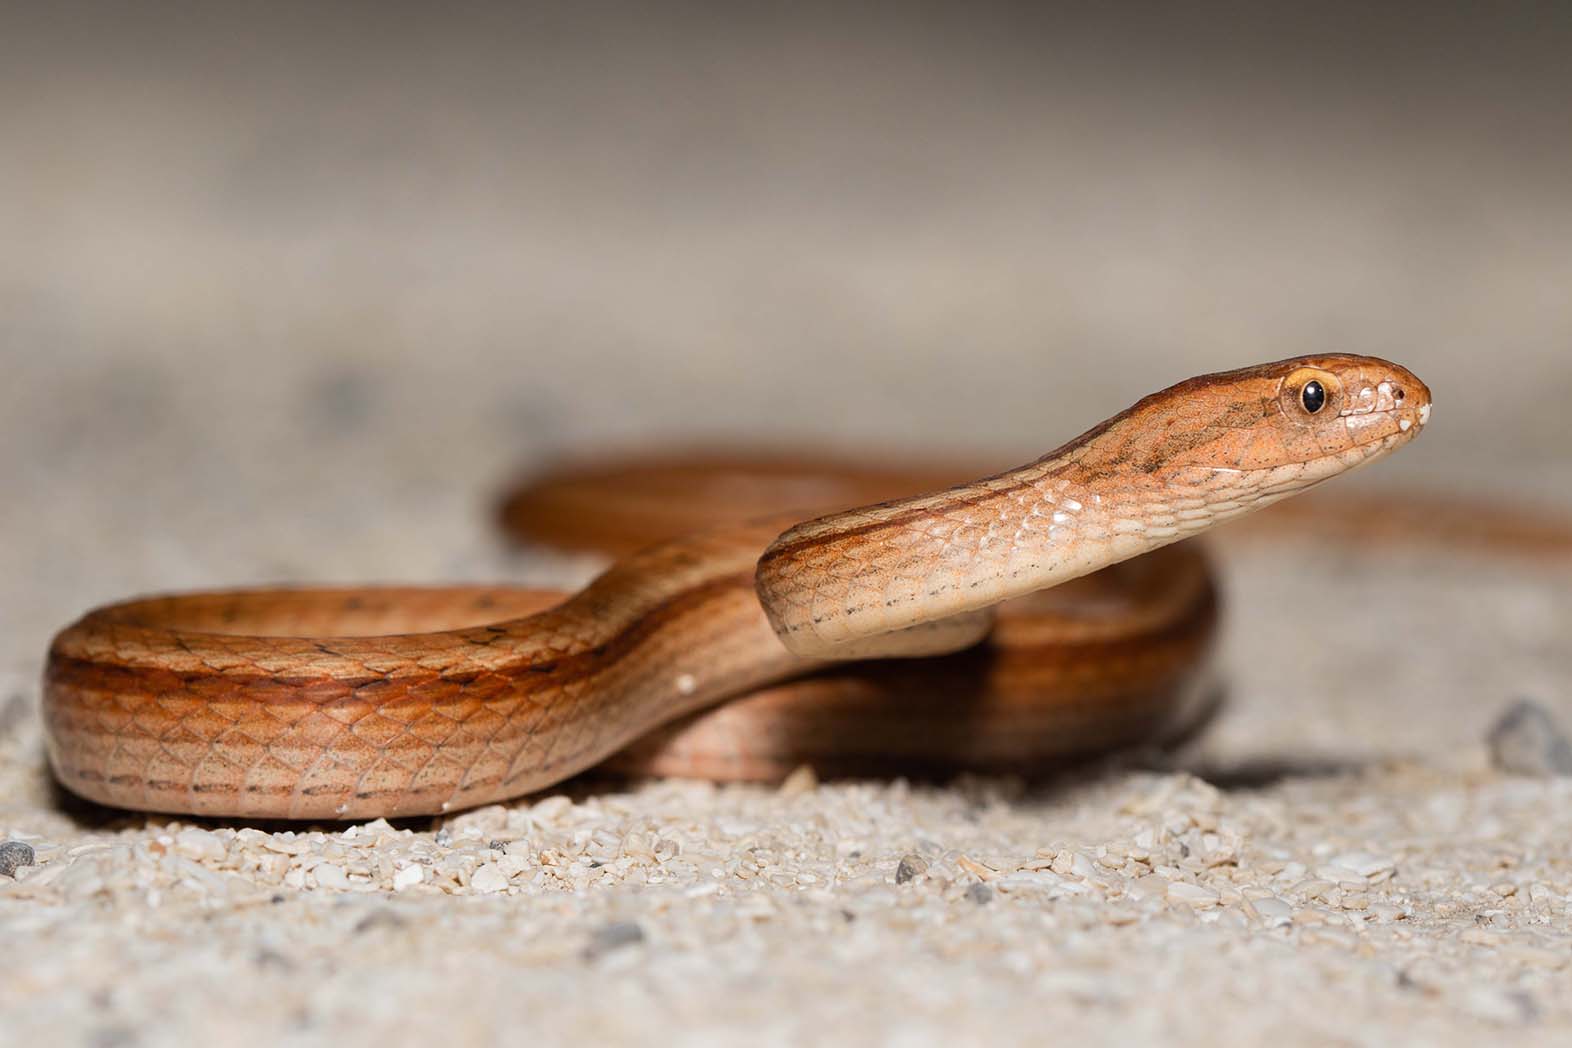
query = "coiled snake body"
(44, 355, 1431, 818)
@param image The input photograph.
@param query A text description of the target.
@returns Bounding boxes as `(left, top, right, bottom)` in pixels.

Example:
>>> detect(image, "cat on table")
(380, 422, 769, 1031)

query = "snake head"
(1074, 353, 1431, 500)
(1263, 354, 1432, 465)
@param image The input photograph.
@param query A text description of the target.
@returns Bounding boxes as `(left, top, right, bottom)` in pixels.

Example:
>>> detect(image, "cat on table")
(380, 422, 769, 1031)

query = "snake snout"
(1381, 364, 1432, 437)
(1335, 359, 1430, 447)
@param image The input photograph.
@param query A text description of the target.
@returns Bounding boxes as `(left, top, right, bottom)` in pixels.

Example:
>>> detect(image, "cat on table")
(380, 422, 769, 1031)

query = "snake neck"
(755, 351, 1432, 660)
(752, 441, 1375, 659)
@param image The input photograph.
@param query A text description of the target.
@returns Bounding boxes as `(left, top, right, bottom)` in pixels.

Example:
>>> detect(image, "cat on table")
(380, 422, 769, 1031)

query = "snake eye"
(1278, 366, 1341, 425)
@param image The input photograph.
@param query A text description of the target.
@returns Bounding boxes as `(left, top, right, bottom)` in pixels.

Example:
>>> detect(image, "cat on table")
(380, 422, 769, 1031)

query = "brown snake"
(44, 355, 1431, 819)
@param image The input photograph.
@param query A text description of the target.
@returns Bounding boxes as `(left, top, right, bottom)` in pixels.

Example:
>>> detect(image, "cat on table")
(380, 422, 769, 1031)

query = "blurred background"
(3, 3, 1570, 753)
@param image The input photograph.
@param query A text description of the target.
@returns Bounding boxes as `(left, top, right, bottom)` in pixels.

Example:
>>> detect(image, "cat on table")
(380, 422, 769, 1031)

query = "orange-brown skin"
(44, 355, 1430, 819)
(755, 356, 1430, 655)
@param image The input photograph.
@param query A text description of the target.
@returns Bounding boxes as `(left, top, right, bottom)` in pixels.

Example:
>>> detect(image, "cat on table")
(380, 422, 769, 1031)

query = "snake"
(43, 354, 1431, 819)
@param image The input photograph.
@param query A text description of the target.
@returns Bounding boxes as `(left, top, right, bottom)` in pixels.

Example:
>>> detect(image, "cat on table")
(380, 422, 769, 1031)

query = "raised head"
(758, 353, 1432, 658)
(1071, 354, 1431, 490)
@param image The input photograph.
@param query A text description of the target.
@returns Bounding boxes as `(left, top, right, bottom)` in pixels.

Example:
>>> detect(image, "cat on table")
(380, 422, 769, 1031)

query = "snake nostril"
(1393, 387, 1405, 402)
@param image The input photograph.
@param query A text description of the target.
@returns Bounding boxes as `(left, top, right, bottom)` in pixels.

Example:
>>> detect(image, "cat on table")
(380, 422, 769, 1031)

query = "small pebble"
(470, 864, 510, 894)
(312, 863, 349, 891)
(895, 854, 928, 884)
(1329, 852, 1395, 880)
(0, 840, 36, 878)
(1460, 986, 1540, 1025)
(1487, 699, 1572, 776)
(964, 883, 993, 905)
(253, 948, 295, 972)
(354, 910, 408, 934)
(174, 828, 226, 863)
(584, 921, 645, 960)
(778, 765, 819, 795)
(1252, 897, 1294, 927)
(1167, 882, 1220, 908)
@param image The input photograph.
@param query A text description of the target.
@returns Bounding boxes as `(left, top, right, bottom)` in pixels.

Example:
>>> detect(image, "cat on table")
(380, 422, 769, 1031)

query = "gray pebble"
(1511, 990, 1542, 1024)
(964, 883, 993, 905)
(895, 854, 928, 884)
(584, 921, 645, 960)
(353, 909, 408, 935)
(87, 1026, 138, 1048)
(1487, 699, 1572, 776)
(252, 948, 296, 973)
(0, 693, 29, 738)
(0, 840, 36, 877)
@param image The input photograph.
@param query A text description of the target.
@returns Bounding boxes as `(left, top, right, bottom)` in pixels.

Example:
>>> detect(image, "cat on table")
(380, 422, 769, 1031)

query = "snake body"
(44, 355, 1430, 818)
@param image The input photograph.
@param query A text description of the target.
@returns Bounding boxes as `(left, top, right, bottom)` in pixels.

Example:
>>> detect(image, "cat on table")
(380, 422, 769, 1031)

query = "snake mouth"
(1348, 413, 1415, 449)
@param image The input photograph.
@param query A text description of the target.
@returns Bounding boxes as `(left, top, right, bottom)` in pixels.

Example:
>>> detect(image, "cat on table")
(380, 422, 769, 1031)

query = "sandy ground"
(3, 6, 1572, 1045)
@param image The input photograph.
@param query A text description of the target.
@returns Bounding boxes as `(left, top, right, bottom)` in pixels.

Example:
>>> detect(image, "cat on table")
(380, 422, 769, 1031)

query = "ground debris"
(1487, 699, 1572, 776)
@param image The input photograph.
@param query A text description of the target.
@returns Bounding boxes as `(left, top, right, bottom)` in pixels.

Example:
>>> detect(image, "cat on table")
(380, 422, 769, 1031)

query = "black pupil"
(1301, 380, 1326, 414)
